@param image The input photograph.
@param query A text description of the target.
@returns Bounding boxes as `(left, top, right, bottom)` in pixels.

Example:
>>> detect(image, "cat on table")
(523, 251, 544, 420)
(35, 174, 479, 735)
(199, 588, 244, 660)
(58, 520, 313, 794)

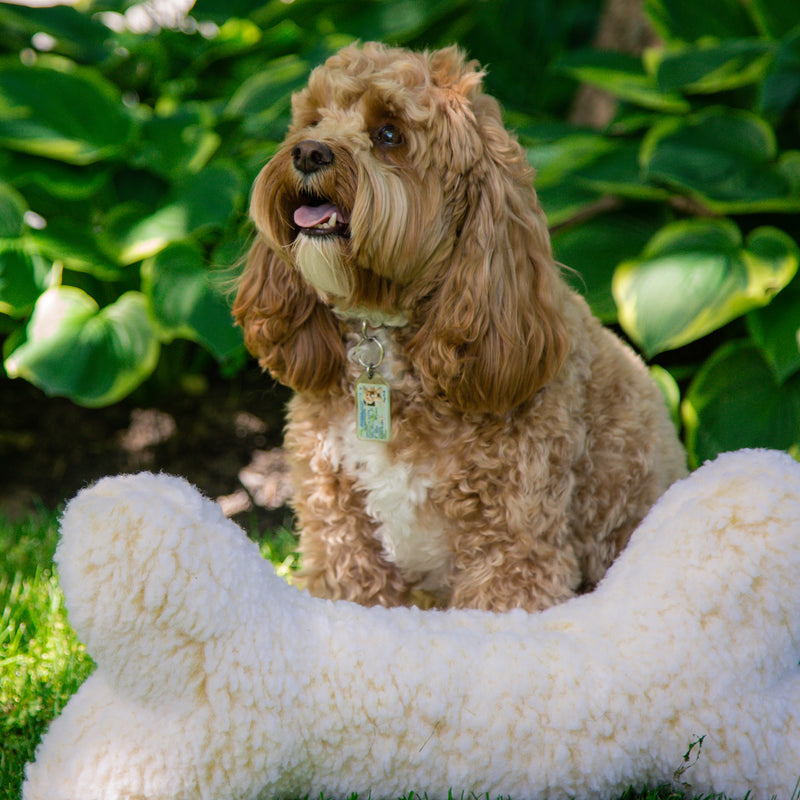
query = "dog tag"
(356, 371, 391, 442)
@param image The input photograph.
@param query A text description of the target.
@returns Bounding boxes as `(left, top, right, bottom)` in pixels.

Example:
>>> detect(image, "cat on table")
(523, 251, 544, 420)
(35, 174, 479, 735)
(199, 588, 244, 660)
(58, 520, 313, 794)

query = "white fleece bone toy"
(23, 449, 800, 800)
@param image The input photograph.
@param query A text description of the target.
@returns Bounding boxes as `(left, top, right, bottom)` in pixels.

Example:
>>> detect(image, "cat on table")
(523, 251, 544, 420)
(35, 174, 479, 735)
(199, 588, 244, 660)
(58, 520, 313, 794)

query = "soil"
(0, 365, 296, 532)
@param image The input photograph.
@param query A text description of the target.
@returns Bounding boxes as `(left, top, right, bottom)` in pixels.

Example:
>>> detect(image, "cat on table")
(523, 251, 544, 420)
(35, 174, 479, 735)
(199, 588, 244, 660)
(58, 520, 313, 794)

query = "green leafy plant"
(0, 30, 249, 405)
(536, 0, 800, 466)
(0, 0, 599, 408)
(4, 0, 796, 467)
(0, 0, 608, 408)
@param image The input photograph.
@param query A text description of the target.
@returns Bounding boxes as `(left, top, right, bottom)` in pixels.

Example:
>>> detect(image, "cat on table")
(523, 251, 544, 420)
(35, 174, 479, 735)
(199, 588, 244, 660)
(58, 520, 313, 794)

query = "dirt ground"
(0, 366, 296, 533)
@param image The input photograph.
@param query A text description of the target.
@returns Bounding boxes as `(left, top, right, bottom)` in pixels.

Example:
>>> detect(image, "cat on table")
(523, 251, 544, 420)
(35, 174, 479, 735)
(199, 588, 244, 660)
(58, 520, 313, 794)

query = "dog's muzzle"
(288, 140, 351, 239)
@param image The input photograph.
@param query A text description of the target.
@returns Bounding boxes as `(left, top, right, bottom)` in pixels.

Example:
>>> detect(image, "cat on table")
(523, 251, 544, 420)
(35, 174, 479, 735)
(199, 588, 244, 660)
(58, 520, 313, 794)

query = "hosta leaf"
(142, 241, 243, 362)
(0, 152, 109, 200)
(133, 106, 220, 180)
(645, 0, 760, 43)
(748, 0, 800, 39)
(330, 0, 470, 43)
(642, 108, 800, 212)
(226, 55, 310, 119)
(185, 17, 263, 64)
(537, 183, 602, 229)
(112, 162, 245, 264)
(654, 39, 775, 94)
(573, 140, 671, 201)
(0, 3, 112, 63)
(760, 29, 800, 117)
(0, 180, 26, 237)
(650, 365, 682, 430)
(5, 288, 159, 407)
(613, 221, 799, 356)
(233, 60, 310, 139)
(189, 0, 265, 24)
(0, 244, 50, 318)
(747, 271, 800, 383)
(523, 124, 619, 224)
(0, 58, 135, 165)
(556, 49, 690, 113)
(526, 131, 615, 188)
(30, 217, 121, 279)
(682, 341, 800, 467)
(553, 209, 666, 323)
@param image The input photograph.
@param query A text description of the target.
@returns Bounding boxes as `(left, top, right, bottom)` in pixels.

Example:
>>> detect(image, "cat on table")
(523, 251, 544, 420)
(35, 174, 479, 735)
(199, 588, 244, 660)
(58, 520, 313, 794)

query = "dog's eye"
(374, 124, 403, 147)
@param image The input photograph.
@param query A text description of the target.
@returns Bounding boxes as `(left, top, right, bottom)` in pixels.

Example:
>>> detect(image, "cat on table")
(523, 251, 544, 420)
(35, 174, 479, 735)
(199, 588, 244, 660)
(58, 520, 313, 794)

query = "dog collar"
(334, 306, 409, 329)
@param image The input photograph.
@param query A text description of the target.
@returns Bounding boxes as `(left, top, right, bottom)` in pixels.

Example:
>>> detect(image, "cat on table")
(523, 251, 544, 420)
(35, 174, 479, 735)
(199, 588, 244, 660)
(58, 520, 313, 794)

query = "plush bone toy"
(23, 449, 800, 800)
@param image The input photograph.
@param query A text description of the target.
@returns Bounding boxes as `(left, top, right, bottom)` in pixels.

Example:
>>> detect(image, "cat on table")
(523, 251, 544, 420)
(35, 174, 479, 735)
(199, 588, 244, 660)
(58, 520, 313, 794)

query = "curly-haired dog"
(234, 42, 687, 612)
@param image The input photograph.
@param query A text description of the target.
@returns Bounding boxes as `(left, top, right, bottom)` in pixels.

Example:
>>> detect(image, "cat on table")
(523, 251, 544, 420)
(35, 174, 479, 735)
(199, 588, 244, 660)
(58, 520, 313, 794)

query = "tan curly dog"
(234, 42, 687, 612)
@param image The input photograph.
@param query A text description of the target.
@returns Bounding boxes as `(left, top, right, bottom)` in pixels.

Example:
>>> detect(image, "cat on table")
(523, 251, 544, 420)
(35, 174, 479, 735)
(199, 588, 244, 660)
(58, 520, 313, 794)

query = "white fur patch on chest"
(323, 353, 452, 591)
(325, 418, 452, 587)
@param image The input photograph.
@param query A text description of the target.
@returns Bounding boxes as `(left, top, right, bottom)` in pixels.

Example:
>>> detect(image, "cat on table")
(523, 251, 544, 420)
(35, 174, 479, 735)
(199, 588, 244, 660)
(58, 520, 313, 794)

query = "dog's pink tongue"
(293, 203, 347, 228)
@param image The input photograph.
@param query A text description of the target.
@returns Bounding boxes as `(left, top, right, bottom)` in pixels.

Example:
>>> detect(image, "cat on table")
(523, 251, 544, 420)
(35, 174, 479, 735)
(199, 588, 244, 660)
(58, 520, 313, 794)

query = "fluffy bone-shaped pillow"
(23, 449, 800, 800)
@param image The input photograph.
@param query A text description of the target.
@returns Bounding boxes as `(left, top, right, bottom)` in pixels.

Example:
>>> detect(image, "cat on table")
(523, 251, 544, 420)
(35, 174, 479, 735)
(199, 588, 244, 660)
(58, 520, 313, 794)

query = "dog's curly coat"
(234, 42, 687, 612)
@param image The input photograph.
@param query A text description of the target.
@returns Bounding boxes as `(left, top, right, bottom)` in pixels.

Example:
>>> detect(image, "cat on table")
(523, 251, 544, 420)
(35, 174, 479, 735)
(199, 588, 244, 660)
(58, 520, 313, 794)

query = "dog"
(234, 42, 687, 612)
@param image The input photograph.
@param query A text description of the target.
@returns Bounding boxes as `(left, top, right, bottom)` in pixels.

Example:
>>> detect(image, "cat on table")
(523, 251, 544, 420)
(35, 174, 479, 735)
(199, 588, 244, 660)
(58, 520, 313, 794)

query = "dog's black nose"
(292, 140, 334, 174)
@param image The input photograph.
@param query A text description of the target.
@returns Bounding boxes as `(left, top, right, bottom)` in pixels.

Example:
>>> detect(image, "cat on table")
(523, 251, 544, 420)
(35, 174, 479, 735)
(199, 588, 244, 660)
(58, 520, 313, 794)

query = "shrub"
(2, 0, 797, 468)
(0, 0, 599, 406)
(536, 0, 800, 465)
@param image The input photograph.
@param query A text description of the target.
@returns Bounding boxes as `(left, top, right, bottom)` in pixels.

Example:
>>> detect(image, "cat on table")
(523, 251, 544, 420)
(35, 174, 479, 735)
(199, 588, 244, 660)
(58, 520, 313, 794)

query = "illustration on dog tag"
(356, 371, 391, 442)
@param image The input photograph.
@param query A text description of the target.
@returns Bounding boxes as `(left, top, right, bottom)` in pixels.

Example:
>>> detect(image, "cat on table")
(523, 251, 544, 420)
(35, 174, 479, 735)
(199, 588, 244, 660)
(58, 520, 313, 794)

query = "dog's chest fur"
(323, 419, 451, 589)
(322, 324, 453, 590)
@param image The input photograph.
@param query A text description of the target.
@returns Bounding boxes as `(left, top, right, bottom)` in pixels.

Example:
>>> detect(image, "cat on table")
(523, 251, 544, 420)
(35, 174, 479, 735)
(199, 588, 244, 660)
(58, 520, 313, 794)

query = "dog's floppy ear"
(408, 94, 570, 415)
(233, 237, 346, 394)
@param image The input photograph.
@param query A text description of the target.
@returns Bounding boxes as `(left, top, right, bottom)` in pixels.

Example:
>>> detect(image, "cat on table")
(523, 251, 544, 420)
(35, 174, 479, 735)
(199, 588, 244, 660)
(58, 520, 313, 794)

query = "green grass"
(0, 509, 93, 800)
(0, 507, 305, 800)
(0, 508, 721, 800)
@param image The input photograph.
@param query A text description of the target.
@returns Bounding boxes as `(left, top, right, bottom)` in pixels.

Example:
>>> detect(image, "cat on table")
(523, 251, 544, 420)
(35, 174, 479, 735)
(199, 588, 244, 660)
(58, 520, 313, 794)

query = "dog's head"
(235, 42, 569, 413)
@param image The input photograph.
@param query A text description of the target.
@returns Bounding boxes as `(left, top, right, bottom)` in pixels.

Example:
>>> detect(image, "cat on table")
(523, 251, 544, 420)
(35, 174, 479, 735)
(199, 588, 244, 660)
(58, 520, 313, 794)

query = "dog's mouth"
(291, 193, 350, 239)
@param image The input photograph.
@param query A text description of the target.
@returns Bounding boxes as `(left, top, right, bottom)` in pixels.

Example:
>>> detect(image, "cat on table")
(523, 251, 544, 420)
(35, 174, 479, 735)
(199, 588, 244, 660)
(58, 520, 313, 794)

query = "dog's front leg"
(440, 485, 582, 613)
(448, 535, 581, 613)
(291, 455, 411, 608)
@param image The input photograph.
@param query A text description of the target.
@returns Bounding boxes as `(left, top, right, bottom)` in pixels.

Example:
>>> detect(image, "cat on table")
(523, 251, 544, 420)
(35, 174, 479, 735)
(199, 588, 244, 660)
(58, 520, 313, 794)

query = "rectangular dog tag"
(356, 371, 391, 442)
